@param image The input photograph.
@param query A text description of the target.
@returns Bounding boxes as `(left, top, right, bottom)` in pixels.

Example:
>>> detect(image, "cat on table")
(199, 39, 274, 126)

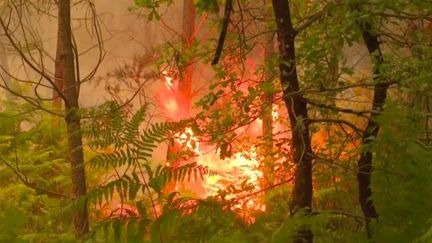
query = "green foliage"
(85, 102, 219, 241)
(150, 200, 249, 243)
(1, 0, 432, 242)
(0, 205, 28, 241)
(85, 102, 180, 200)
(131, 0, 173, 20)
(371, 103, 432, 243)
(194, 0, 219, 14)
(0, 101, 75, 241)
(147, 163, 208, 195)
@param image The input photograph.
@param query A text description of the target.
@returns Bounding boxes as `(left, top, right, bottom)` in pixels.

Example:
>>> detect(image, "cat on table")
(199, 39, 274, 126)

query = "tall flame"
(160, 70, 273, 219)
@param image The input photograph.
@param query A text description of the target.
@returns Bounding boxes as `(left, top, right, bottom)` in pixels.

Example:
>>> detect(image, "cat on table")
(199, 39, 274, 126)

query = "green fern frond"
(84, 101, 126, 150)
(88, 172, 143, 205)
(89, 150, 138, 169)
(148, 163, 209, 194)
(136, 122, 177, 161)
(124, 104, 148, 143)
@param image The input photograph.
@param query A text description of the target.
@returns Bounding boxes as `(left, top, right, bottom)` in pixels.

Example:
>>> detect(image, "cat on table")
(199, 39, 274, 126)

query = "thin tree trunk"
(261, 0, 275, 187)
(179, 0, 195, 113)
(357, 21, 387, 238)
(53, 34, 64, 108)
(165, 0, 195, 191)
(0, 41, 13, 101)
(272, 1, 313, 242)
(57, 0, 89, 237)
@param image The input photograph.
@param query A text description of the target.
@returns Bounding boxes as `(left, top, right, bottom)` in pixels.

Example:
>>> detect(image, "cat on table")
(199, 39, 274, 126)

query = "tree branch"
(304, 97, 377, 118)
(308, 118, 364, 136)
(211, 0, 233, 65)
(0, 157, 71, 199)
(294, 7, 326, 34)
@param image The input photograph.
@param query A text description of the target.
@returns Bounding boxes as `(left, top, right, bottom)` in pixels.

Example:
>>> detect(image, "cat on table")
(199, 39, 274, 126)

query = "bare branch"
(211, 0, 233, 65)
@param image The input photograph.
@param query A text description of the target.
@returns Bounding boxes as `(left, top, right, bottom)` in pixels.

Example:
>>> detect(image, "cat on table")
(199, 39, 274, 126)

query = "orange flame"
(156, 71, 190, 120)
(175, 128, 266, 215)
(161, 70, 271, 219)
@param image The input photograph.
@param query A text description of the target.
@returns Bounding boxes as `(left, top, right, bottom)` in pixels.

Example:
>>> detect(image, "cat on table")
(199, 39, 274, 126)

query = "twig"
(304, 98, 376, 118)
(308, 118, 364, 136)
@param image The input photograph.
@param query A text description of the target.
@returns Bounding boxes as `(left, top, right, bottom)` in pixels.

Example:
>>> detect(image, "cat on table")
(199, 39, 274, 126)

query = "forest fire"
(160, 71, 267, 216)
(175, 128, 265, 213)
(2, 1, 430, 241)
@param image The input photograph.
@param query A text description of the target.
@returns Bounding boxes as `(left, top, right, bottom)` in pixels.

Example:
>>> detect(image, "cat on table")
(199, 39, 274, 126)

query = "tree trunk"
(57, 0, 89, 237)
(0, 41, 13, 101)
(53, 32, 64, 108)
(357, 21, 387, 238)
(272, 1, 313, 242)
(179, 0, 195, 113)
(261, 0, 275, 187)
(164, 0, 196, 192)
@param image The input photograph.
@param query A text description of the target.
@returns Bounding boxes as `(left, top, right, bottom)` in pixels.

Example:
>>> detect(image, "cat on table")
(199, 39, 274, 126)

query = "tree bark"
(178, 0, 195, 113)
(0, 41, 13, 101)
(53, 32, 64, 108)
(357, 21, 387, 238)
(164, 0, 196, 192)
(272, 1, 313, 242)
(261, 0, 275, 187)
(57, 0, 89, 237)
